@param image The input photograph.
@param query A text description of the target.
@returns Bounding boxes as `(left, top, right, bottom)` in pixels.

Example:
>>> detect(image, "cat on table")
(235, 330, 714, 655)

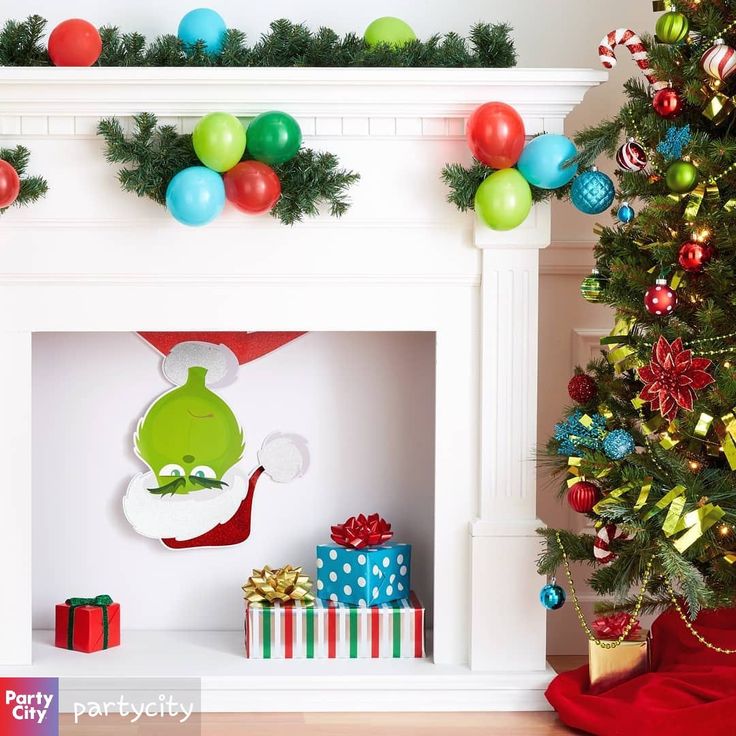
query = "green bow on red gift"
(65, 594, 113, 651)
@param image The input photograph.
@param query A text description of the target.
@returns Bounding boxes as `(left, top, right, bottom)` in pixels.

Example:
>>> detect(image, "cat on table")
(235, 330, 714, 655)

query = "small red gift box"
(55, 595, 120, 653)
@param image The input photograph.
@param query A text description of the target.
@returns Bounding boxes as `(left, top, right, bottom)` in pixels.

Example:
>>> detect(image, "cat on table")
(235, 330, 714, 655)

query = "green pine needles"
(0, 145, 48, 214)
(97, 114, 360, 226)
(0, 15, 517, 68)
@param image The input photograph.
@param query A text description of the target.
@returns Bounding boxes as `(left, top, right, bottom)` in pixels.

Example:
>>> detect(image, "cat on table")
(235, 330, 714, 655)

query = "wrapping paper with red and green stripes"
(245, 592, 425, 659)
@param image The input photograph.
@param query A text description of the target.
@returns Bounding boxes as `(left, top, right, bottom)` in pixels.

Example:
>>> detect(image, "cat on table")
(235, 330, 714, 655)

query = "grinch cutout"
(123, 341, 308, 550)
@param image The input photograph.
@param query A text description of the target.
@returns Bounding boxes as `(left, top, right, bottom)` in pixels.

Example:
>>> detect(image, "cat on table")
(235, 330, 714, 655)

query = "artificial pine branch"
(0, 145, 49, 214)
(0, 14, 49, 65)
(97, 114, 360, 225)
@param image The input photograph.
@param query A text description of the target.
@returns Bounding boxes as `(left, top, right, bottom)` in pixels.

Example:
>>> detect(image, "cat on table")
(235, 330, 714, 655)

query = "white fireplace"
(0, 66, 604, 710)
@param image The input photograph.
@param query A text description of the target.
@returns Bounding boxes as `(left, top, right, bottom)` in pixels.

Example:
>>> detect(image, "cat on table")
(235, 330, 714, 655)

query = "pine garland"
(97, 113, 360, 225)
(0, 145, 48, 214)
(0, 15, 517, 68)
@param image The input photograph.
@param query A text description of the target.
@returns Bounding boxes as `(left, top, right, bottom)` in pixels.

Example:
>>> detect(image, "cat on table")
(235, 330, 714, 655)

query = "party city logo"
(0, 678, 59, 734)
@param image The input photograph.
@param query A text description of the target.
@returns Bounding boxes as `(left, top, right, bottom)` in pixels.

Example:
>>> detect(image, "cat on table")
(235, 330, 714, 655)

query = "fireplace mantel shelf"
(0, 66, 606, 117)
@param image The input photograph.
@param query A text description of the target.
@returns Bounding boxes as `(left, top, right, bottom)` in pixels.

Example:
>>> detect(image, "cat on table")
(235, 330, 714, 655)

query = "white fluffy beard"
(123, 468, 249, 542)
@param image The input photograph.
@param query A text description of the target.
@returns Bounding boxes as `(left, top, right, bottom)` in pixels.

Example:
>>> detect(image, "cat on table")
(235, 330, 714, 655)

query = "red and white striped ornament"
(616, 138, 647, 172)
(599, 28, 667, 90)
(594, 524, 627, 564)
(700, 39, 736, 82)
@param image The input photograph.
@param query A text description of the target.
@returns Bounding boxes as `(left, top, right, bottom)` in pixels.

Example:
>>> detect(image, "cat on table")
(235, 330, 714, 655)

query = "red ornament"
(567, 481, 600, 514)
(0, 160, 21, 209)
(224, 161, 281, 215)
(678, 240, 714, 272)
(644, 279, 677, 316)
(330, 513, 393, 549)
(594, 524, 626, 563)
(652, 87, 683, 118)
(48, 19, 102, 67)
(591, 612, 642, 641)
(466, 102, 526, 169)
(639, 335, 715, 421)
(568, 374, 598, 404)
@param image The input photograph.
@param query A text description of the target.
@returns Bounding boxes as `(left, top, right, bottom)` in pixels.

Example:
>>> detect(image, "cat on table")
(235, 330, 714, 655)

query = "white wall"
(32, 331, 435, 630)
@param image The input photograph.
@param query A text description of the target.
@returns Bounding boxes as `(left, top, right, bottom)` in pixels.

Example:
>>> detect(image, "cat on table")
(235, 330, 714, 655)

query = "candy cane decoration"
(594, 524, 627, 564)
(599, 29, 668, 91)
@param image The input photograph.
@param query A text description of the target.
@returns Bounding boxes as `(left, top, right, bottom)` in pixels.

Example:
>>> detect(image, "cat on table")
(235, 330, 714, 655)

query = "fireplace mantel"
(0, 67, 605, 711)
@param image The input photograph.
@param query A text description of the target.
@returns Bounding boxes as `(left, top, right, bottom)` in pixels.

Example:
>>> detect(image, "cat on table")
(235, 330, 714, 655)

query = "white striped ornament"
(701, 40, 736, 82)
(594, 524, 627, 563)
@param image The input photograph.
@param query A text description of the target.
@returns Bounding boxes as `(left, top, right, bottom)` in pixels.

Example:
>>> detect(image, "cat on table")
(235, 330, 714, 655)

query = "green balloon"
(246, 111, 302, 165)
(474, 169, 532, 231)
(364, 16, 417, 48)
(193, 112, 246, 173)
(665, 160, 698, 194)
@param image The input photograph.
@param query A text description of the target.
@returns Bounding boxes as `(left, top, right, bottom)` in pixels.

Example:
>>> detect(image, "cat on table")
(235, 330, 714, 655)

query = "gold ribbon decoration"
(604, 316, 640, 373)
(716, 409, 736, 470)
(593, 478, 652, 514)
(703, 90, 735, 126)
(242, 565, 315, 605)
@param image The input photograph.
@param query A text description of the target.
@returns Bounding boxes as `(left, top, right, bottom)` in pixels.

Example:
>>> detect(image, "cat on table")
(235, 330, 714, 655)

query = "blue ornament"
(554, 410, 607, 456)
(617, 202, 635, 223)
(166, 166, 225, 227)
(570, 168, 615, 215)
(540, 582, 566, 610)
(517, 134, 578, 189)
(656, 124, 691, 161)
(178, 8, 227, 55)
(603, 429, 636, 460)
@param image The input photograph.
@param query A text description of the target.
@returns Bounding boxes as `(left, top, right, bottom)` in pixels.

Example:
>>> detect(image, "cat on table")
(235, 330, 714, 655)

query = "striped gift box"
(245, 591, 425, 659)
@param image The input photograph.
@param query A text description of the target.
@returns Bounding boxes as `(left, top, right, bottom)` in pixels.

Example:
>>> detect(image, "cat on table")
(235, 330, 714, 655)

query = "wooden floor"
(59, 657, 588, 735)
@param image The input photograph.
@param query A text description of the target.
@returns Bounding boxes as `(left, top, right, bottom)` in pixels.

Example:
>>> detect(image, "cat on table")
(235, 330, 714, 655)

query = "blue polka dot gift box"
(316, 543, 411, 606)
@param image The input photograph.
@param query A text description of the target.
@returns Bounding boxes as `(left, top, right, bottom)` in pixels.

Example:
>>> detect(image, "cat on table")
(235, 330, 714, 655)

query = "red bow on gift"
(330, 513, 393, 549)
(591, 612, 642, 641)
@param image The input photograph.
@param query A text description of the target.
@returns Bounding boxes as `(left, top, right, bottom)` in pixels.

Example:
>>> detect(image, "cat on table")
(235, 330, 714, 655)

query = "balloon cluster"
(166, 111, 302, 227)
(465, 102, 578, 230)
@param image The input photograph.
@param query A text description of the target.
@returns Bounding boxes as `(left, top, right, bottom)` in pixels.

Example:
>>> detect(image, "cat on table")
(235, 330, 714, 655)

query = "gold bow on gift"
(242, 565, 315, 605)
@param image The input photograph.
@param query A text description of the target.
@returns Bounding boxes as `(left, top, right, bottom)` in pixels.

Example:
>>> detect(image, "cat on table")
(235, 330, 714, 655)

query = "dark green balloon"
(246, 111, 302, 165)
(665, 160, 698, 194)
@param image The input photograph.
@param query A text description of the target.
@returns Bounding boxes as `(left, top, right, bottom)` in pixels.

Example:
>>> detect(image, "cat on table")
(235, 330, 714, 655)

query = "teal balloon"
(246, 111, 302, 165)
(178, 8, 227, 56)
(364, 17, 417, 47)
(517, 134, 578, 189)
(166, 166, 225, 227)
(475, 169, 532, 231)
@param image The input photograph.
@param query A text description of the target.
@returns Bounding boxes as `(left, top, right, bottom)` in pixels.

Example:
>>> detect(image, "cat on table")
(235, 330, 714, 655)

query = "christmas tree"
(538, 4, 736, 630)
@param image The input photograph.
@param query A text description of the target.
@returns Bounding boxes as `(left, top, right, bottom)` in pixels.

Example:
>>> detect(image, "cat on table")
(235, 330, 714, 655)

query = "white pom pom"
(258, 432, 309, 483)
(162, 341, 239, 387)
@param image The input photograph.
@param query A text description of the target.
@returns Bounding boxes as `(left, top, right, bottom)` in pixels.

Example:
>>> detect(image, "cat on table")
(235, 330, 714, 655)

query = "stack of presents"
(243, 513, 426, 659)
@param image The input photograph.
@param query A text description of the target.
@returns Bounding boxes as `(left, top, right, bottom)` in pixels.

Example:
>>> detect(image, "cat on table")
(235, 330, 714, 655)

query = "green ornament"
(135, 365, 245, 495)
(474, 168, 532, 231)
(665, 160, 698, 193)
(655, 11, 689, 44)
(580, 269, 604, 303)
(246, 111, 302, 165)
(364, 17, 417, 48)
(192, 112, 246, 173)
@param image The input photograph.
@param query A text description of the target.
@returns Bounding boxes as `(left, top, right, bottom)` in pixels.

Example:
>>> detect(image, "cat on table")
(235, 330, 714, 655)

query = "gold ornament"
(242, 565, 315, 605)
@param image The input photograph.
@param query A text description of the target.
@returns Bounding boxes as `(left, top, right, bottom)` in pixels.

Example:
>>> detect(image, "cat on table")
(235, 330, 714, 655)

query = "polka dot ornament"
(644, 279, 677, 316)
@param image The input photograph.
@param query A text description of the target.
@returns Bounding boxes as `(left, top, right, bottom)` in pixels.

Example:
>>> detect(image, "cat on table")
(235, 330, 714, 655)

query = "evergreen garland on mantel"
(0, 145, 48, 214)
(0, 15, 517, 68)
(97, 114, 360, 226)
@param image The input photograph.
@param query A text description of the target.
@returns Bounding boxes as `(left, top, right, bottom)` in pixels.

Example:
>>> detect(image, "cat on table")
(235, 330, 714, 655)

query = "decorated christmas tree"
(538, 3, 736, 640)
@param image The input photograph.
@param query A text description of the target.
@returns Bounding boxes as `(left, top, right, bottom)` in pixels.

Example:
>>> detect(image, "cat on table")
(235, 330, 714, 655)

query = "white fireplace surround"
(0, 67, 605, 711)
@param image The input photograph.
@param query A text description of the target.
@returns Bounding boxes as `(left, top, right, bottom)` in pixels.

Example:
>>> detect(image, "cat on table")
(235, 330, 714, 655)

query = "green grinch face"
(135, 366, 245, 495)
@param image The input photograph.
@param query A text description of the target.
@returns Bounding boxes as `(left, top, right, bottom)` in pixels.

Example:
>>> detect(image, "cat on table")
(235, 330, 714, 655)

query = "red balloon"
(0, 160, 21, 209)
(48, 19, 102, 67)
(466, 102, 526, 169)
(223, 161, 281, 215)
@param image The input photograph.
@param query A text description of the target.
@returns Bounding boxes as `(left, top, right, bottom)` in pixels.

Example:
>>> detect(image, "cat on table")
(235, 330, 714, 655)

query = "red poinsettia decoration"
(330, 513, 393, 549)
(591, 612, 642, 641)
(638, 336, 715, 421)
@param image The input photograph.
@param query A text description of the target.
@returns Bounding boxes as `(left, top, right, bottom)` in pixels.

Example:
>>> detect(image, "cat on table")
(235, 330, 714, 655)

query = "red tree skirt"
(547, 607, 736, 736)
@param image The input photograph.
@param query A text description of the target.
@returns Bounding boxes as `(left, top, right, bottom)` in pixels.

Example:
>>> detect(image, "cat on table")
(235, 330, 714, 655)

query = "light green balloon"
(192, 112, 246, 173)
(364, 17, 417, 48)
(475, 168, 532, 231)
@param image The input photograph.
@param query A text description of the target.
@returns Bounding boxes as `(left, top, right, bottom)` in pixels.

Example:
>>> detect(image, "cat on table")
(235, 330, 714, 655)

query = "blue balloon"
(517, 134, 578, 189)
(178, 8, 227, 55)
(166, 166, 225, 227)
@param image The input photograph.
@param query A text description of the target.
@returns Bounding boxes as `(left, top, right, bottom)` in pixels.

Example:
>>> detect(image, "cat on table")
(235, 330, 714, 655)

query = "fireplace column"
(470, 203, 552, 672)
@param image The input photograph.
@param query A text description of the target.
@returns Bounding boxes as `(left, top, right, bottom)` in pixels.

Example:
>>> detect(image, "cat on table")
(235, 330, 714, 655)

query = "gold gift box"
(588, 633, 649, 693)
